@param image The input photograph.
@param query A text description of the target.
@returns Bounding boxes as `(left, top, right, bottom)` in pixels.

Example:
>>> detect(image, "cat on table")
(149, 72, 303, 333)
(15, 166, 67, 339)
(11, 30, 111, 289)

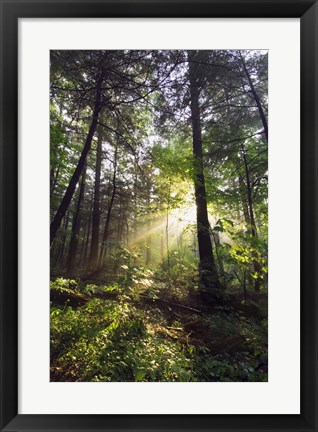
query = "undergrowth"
(50, 276, 268, 382)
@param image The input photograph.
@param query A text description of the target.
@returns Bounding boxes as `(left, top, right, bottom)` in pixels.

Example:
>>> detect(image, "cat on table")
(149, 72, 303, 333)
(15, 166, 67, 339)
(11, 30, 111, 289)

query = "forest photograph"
(50, 49, 268, 382)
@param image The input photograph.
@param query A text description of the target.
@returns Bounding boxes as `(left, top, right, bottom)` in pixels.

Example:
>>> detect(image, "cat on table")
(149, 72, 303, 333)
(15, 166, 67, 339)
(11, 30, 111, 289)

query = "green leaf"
(135, 369, 147, 381)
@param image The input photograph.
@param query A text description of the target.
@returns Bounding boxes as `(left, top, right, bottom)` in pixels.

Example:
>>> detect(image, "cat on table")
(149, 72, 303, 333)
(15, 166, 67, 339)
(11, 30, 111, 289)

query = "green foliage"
(51, 277, 267, 382)
(195, 351, 267, 382)
(51, 277, 77, 290)
(80, 283, 122, 297)
(212, 218, 268, 292)
(51, 296, 194, 382)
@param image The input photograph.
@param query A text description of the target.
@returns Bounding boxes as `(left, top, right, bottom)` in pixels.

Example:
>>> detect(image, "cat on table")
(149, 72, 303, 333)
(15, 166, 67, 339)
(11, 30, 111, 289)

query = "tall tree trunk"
(211, 231, 224, 276)
(133, 154, 139, 243)
(160, 227, 164, 262)
(50, 164, 60, 200)
(145, 190, 151, 266)
(146, 231, 151, 266)
(56, 212, 70, 268)
(241, 144, 257, 238)
(67, 162, 87, 274)
(116, 197, 122, 244)
(98, 145, 118, 269)
(50, 77, 103, 246)
(79, 223, 86, 267)
(88, 124, 103, 269)
(116, 191, 124, 246)
(239, 175, 251, 226)
(165, 177, 171, 284)
(50, 168, 56, 200)
(241, 142, 261, 291)
(188, 51, 219, 294)
(82, 211, 92, 268)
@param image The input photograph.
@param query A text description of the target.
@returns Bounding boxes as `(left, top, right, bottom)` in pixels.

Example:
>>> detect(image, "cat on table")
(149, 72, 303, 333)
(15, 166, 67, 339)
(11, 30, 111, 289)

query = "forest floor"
(50, 272, 268, 382)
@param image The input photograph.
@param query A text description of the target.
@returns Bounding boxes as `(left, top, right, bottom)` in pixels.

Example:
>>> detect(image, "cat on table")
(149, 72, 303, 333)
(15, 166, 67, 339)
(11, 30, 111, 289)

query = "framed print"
(0, 1, 317, 431)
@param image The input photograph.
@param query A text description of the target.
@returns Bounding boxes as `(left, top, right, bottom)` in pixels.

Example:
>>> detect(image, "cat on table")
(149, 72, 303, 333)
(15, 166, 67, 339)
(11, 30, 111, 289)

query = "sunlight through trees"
(50, 49, 268, 382)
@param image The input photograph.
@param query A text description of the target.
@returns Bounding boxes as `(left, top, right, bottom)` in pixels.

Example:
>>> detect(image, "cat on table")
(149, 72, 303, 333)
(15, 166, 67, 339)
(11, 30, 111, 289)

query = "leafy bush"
(50, 277, 78, 293)
(51, 298, 195, 382)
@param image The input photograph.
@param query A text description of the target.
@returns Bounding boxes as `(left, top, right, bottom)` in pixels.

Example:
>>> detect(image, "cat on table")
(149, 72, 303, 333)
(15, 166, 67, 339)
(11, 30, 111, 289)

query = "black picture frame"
(0, 1, 317, 431)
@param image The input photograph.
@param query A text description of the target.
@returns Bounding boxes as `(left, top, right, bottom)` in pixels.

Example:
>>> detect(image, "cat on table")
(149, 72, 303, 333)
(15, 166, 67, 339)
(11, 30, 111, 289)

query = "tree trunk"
(116, 191, 124, 247)
(50, 77, 103, 246)
(165, 178, 171, 283)
(67, 162, 87, 274)
(241, 142, 261, 292)
(79, 224, 86, 267)
(241, 144, 257, 238)
(82, 211, 92, 268)
(146, 232, 151, 266)
(56, 212, 70, 268)
(88, 124, 103, 269)
(132, 154, 139, 243)
(145, 184, 152, 266)
(160, 227, 164, 262)
(239, 175, 251, 226)
(188, 51, 219, 295)
(98, 145, 118, 269)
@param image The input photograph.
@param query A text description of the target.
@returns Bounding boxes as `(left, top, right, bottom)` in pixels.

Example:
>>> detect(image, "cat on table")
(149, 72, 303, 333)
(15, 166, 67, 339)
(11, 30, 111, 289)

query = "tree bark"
(241, 144, 257, 238)
(145, 229, 151, 265)
(239, 175, 250, 226)
(56, 212, 70, 267)
(241, 142, 261, 292)
(145, 182, 152, 266)
(88, 124, 103, 269)
(82, 210, 92, 268)
(67, 162, 87, 274)
(98, 145, 118, 269)
(188, 51, 219, 294)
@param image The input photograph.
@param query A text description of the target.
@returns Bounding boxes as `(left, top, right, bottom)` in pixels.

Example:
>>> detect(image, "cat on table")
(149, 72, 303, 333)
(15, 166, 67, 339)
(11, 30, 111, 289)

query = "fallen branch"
(141, 296, 203, 315)
(50, 288, 89, 307)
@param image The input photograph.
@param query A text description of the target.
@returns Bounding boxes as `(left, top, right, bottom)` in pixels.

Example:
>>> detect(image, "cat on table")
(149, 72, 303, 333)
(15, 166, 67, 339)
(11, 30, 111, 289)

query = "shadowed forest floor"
(50, 272, 268, 382)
